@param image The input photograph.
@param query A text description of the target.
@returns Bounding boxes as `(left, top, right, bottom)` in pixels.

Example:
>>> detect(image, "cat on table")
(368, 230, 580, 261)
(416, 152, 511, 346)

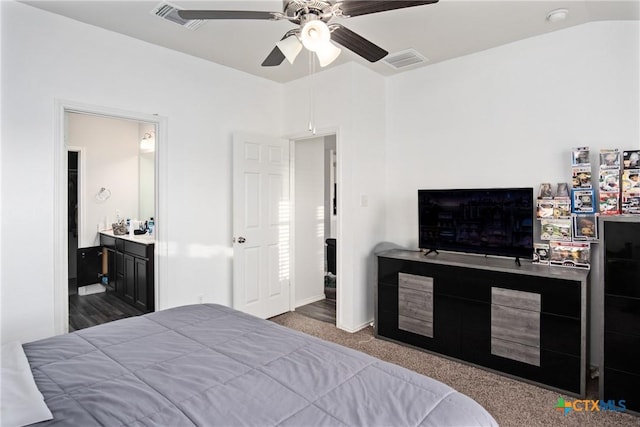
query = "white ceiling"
(21, 1, 640, 83)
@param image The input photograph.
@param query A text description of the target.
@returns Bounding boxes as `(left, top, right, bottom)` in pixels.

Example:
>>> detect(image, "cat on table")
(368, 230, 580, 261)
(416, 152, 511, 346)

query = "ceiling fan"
(178, 1, 438, 68)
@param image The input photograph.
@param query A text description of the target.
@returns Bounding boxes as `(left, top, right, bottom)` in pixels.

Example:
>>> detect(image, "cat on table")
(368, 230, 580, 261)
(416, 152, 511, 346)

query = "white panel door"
(233, 133, 291, 319)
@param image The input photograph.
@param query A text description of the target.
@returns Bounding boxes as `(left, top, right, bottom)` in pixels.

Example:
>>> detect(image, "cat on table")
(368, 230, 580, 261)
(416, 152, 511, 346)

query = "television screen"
(418, 188, 534, 259)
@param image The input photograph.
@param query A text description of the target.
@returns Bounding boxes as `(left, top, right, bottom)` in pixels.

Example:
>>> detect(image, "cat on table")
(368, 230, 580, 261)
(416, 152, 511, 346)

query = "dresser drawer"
(398, 273, 433, 338)
(491, 337, 540, 367)
(125, 240, 149, 258)
(399, 272, 433, 293)
(491, 304, 541, 347)
(603, 368, 640, 413)
(604, 259, 640, 298)
(100, 234, 116, 249)
(491, 287, 541, 366)
(604, 221, 640, 261)
(604, 331, 640, 375)
(605, 295, 640, 336)
(492, 287, 541, 312)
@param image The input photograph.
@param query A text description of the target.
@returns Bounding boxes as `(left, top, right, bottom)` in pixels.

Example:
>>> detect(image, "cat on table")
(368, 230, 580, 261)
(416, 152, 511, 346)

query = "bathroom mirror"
(139, 126, 155, 222)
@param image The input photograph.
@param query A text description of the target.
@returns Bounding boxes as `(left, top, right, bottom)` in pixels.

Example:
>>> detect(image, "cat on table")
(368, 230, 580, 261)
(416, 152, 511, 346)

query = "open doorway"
(65, 111, 157, 331)
(293, 134, 337, 324)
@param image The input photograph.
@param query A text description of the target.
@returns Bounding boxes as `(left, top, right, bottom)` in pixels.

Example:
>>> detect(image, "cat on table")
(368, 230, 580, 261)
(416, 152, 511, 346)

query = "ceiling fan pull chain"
(308, 51, 316, 135)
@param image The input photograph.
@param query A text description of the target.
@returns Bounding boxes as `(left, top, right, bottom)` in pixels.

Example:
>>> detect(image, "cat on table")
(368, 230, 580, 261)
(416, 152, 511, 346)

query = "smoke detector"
(547, 8, 569, 23)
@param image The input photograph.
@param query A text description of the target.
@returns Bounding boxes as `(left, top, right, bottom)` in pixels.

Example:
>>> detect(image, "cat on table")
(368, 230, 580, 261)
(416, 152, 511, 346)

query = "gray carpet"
(270, 311, 638, 427)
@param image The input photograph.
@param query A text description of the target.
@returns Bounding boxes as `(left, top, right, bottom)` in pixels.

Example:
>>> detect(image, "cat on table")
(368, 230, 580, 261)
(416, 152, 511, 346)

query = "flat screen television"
(418, 187, 534, 260)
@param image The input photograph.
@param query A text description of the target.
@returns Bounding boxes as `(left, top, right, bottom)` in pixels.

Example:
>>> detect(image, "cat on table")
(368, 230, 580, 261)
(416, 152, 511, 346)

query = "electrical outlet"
(115, 209, 121, 219)
(198, 295, 204, 304)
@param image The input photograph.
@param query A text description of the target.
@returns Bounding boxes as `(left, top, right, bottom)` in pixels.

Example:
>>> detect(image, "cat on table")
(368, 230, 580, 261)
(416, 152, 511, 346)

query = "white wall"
(1, 1, 282, 344)
(384, 21, 640, 365)
(294, 136, 326, 307)
(68, 113, 140, 247)
(283, 63, 387, 332)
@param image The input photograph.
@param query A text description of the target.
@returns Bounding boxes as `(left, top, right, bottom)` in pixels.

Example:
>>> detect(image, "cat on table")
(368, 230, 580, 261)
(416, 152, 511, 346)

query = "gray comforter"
(24, 304, 497, 426)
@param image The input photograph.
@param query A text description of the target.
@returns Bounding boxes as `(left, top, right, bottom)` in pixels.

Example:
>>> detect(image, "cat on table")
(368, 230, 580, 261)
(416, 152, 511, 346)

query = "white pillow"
(1, 341, 53, 427)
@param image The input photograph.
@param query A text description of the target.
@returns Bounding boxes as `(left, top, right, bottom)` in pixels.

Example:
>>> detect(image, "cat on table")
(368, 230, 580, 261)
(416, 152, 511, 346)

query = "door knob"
(237, 237, 246, 244)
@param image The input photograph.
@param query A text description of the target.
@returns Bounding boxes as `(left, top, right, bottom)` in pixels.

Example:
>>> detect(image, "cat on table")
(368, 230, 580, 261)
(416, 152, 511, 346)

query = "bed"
(12, 304, 497, 426)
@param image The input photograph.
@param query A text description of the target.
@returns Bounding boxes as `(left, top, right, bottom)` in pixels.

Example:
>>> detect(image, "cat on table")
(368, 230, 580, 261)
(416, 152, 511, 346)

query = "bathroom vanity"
(100, 231, 155, 312)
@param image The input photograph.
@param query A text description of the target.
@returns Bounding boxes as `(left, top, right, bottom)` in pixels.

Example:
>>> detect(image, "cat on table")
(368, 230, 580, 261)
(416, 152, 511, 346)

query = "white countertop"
(99, 230, 155, 245)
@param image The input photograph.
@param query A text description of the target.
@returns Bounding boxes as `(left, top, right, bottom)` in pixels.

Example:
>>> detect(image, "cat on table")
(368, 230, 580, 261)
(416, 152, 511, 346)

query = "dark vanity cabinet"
(100, 234, 154, 313)
(376, 249, 588, 396)
(600, 217, 640, 414)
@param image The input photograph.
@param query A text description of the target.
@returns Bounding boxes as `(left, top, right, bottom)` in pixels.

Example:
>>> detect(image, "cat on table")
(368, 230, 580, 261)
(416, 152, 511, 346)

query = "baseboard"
(338, 318, 373, 333)
(78, 283, 106, 296)
(294, 294, 326, 309)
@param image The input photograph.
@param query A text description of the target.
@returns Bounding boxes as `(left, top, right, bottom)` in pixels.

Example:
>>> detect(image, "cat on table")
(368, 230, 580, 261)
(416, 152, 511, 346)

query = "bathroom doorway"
(65, 111, 157, 331)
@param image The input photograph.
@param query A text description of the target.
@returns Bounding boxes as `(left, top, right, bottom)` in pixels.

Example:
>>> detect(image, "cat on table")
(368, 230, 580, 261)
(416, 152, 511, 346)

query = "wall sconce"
(140, 132, 155, 153)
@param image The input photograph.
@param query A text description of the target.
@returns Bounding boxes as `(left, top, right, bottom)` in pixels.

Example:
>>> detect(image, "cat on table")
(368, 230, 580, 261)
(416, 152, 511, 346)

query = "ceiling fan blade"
(262, 46, 286, 67)
(337, 1, 438, 17)
(177, 10, 276, 20)
(261, 32, 297, 67)
(330, 26, 387, 62)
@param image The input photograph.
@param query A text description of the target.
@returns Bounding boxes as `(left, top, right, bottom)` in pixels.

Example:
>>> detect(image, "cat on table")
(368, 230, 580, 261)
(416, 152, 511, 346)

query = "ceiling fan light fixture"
(276, 35, 303, 64)
(316, 42, 341, 67)
(300, 20, 331, 52)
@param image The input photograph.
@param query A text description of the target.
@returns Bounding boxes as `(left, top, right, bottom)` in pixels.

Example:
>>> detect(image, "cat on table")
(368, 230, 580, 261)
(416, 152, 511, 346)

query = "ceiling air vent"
(383, 49, 428, 70)
(151, 2, 204, 30)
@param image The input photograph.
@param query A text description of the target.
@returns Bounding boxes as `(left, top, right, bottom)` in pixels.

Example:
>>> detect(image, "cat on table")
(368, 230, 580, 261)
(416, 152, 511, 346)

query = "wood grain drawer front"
(398, 315, 433, 338)
(491, 287, 541, 366)
(398, 273, 433, 338)
(492, 287, 541, 311)
(491, 305, 540, 347)
(399, 272, 433, 292)
(491, 337, 541, 367)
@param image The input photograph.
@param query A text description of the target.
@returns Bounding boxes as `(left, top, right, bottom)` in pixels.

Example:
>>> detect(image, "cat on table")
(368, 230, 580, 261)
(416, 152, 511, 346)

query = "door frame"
(53, 99, 168, 335)
(288, 127, 342, 328)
